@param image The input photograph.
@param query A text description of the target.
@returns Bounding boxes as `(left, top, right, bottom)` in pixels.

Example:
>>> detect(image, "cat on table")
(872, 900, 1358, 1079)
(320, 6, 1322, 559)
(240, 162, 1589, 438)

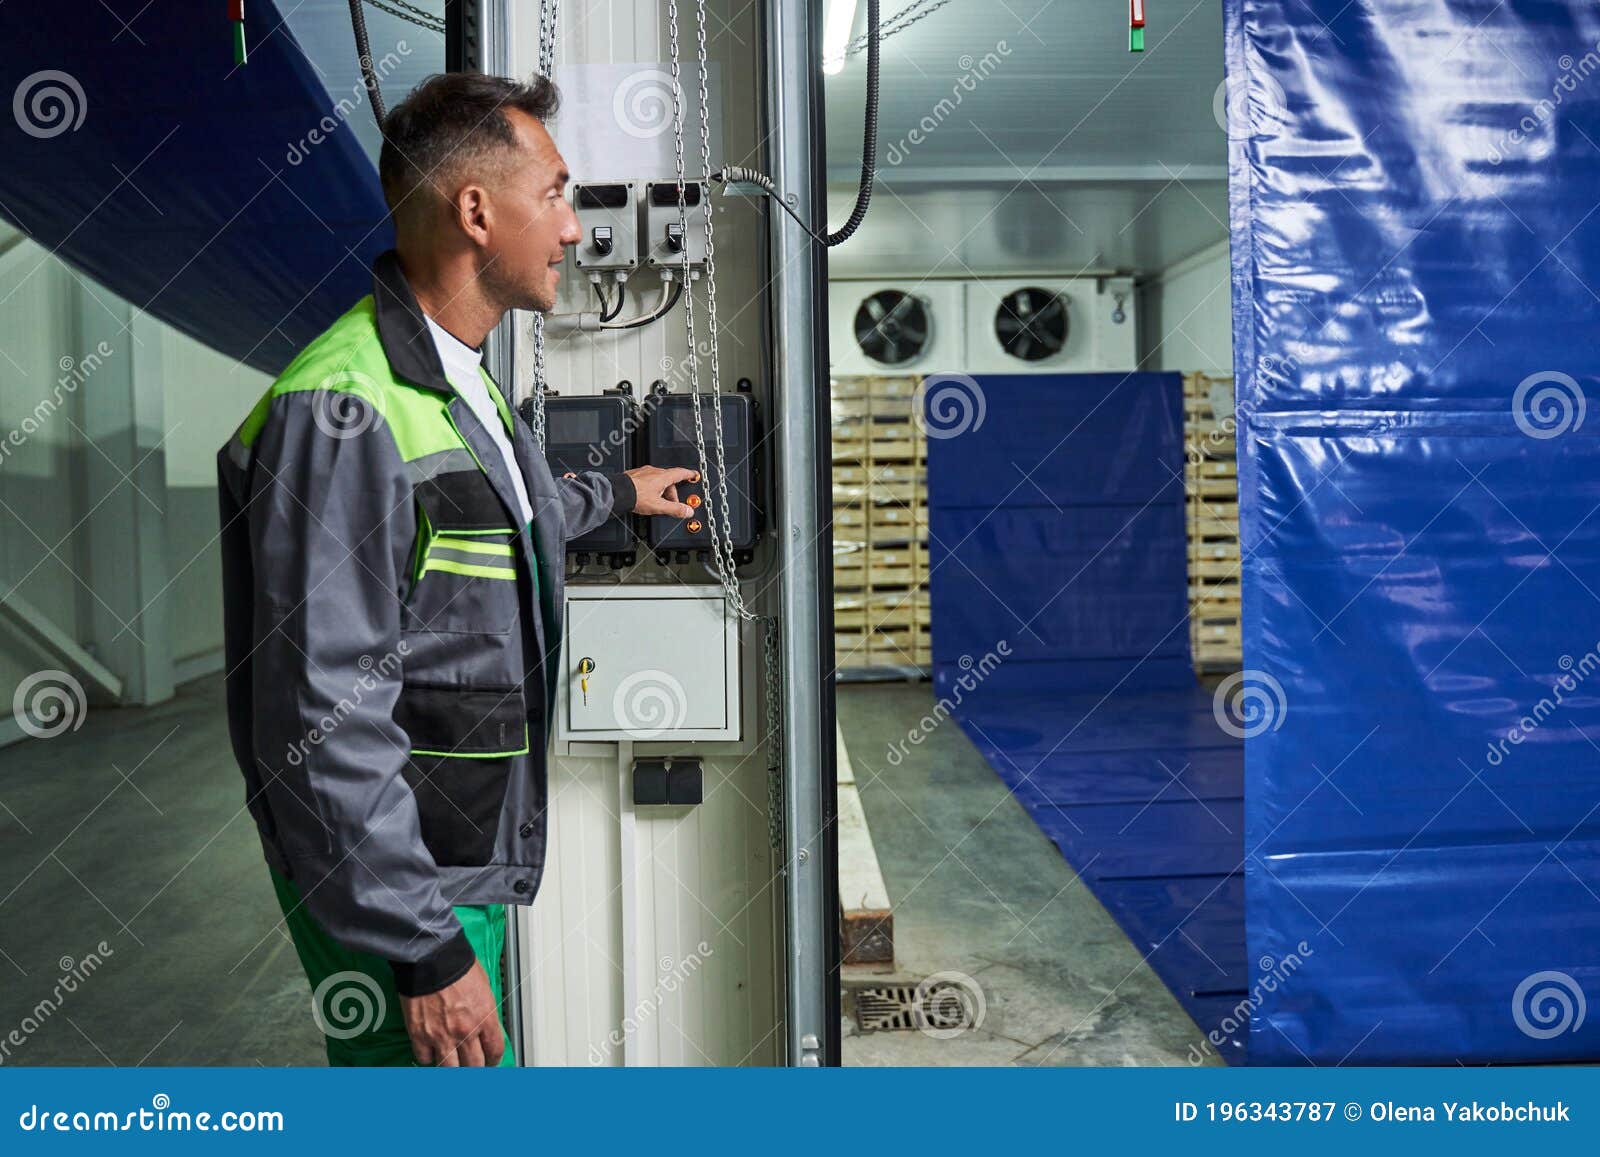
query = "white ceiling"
(824, 0, 1230, 275)
(276, 0, 1227, 276)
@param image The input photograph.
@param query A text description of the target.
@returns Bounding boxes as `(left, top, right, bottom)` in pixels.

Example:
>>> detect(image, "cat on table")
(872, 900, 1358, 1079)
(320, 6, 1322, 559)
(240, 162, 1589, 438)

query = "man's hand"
(625, 465, 698, 519)
(397, 961, 504, 1067)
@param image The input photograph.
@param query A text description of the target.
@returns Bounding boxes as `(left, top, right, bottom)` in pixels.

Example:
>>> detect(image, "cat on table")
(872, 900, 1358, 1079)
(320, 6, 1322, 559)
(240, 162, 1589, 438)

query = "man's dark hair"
(378, 72, 560, 219)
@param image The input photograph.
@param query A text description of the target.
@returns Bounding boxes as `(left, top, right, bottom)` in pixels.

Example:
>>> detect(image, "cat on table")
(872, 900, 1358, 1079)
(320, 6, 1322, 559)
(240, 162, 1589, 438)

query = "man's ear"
(454, 184, 493, 248)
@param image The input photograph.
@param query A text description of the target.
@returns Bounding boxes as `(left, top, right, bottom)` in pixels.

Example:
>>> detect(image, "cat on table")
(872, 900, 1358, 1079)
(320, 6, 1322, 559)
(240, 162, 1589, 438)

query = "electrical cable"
(603, 279, 628, 322)
(825, 0, 879, 246)
(605, 279, 682, 330)
(348, 0, 388, 127)
(593, 280, 619, 322)
(709, 0, 880, 247)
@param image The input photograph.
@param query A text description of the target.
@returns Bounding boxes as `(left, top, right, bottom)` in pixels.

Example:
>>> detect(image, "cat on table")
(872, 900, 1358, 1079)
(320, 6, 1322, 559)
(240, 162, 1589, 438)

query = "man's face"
(477, 109, 580, 313)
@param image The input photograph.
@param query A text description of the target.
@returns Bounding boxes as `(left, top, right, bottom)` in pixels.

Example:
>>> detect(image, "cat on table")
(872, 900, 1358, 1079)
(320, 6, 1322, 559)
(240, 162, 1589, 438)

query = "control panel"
(643, 387, 760, 555)
(540, 390, 639, 560)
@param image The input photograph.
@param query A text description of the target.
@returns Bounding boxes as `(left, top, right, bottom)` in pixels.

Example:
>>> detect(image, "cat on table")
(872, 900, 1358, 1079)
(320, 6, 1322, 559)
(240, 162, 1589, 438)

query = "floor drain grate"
(849, 976, 983, 1034)
(852, 984, 922, 1032)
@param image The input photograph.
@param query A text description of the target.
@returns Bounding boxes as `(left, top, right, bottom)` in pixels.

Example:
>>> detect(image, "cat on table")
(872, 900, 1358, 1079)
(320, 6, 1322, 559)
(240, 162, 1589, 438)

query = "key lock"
(578, 656, 596, 706)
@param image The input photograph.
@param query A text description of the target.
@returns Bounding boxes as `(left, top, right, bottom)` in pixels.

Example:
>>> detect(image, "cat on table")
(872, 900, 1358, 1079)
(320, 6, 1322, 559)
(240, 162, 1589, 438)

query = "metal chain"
(843, 0, 948, 55)
(362, 0, 445, 33)
(526, 0, 561, 449)
(538, 0, 560, 75)
(667, 0, 711, 583)
(763, 614, 785, 851)
(667, 0, 751, 622)
(692, 0, 751, 620)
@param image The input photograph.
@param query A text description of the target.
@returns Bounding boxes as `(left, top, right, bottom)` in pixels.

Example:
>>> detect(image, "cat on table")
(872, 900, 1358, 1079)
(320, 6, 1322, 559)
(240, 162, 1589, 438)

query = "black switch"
(592, 225, 613, 256)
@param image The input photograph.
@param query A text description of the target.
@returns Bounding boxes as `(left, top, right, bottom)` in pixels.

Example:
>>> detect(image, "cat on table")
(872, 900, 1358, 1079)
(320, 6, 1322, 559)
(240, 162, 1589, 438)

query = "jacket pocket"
(415, 468, 514, 533)
(395, 683, 526, 867)
(407, 469, 522, 636)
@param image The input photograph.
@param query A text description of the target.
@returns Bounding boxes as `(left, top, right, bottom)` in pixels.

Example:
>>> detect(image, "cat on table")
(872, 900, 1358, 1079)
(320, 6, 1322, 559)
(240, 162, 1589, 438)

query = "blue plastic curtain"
(0, 3, 394, 374)
(927, 373, 1249, 1060)
(1229, 0, 1600, 1063)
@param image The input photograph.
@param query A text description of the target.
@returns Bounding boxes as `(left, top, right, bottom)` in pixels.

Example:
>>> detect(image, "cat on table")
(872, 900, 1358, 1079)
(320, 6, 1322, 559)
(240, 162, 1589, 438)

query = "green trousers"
(269, 868, 516, 1067)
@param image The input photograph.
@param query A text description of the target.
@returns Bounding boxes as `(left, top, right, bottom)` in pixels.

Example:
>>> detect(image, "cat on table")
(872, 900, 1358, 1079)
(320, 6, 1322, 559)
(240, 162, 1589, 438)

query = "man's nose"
(559, 201, 582, 245)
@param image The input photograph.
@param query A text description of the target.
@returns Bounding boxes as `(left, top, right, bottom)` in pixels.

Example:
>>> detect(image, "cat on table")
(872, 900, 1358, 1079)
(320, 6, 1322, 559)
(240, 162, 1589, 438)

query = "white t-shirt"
(425, 315, 533, 526)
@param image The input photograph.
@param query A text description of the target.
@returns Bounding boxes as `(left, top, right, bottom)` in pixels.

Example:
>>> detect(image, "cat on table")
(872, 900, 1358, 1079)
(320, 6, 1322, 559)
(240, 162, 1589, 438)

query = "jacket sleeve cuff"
(389, 929, 476, 997)
(606, 471, 636, 516)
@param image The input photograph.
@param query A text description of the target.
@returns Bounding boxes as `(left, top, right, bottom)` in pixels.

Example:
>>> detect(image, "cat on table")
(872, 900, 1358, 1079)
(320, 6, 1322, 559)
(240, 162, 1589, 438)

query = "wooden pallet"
(1184, 372, 1242, 671)
(831, 376, 932, 677)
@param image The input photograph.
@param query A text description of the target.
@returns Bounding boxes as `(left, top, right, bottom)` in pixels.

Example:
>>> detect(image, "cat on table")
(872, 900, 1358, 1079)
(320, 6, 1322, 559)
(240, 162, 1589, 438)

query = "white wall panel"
(1139, 241, 1233, 373)
(513, 0, 783, 1067)
(0, 241, 86, 712)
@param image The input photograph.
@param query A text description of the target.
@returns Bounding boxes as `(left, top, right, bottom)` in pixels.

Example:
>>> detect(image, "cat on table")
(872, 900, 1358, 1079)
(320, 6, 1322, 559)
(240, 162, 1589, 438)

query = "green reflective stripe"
(426, 547, 514, 569)
(412, 741, 530, 759)
(429, 537, 514, 558)
(420, 558, 517, 581)
(413, 721, 530, 759)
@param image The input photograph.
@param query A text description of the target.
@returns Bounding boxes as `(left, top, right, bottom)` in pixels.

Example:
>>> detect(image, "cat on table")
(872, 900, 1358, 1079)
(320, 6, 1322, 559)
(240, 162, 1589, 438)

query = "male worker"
(218, 72, 695, 1066)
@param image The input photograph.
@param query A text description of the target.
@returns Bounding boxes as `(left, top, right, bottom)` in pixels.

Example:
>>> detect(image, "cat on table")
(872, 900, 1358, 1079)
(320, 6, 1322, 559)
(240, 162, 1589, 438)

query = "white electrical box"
(643, 181, 709, 269)
(557, 584, 741, 742)
(571, 181, 639, 272)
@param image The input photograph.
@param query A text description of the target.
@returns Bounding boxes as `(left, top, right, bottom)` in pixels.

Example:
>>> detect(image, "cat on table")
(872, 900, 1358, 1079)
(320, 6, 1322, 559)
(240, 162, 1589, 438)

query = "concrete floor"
(0, 677, 325, 1065)
(0, 673, 1211, 1066)
(836, 681, 1218, 1066)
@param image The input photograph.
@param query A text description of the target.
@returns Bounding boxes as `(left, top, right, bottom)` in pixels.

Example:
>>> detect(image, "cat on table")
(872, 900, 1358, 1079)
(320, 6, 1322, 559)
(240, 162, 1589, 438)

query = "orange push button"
(686, 494, 701, 508)
(687, 519, 703, 533)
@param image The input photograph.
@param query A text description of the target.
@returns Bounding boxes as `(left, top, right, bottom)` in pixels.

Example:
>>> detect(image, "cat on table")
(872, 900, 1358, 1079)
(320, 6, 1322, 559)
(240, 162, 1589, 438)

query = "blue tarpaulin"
(926, 372, 1248, 1061)
(1229, 0, 1600, 1063)
(0, 3, 400, 374)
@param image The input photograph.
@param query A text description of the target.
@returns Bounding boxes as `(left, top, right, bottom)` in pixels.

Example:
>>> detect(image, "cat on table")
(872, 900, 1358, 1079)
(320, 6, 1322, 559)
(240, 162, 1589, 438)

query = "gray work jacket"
(218, 251, 634, 995)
